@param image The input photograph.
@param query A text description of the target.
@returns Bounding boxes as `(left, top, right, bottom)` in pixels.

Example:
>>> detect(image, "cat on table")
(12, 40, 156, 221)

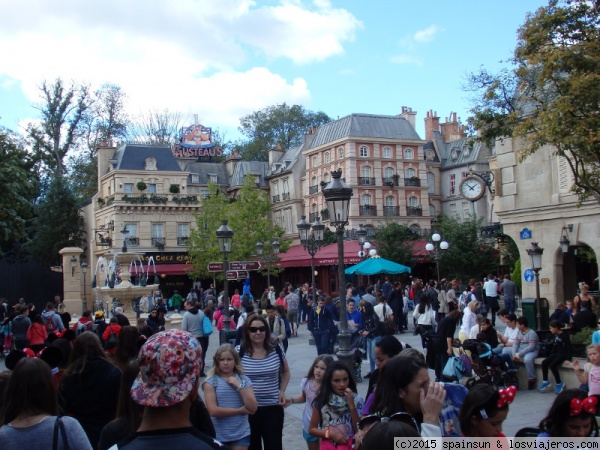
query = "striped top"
(238, 347, 285, 407)
(203, 374, 252, 442)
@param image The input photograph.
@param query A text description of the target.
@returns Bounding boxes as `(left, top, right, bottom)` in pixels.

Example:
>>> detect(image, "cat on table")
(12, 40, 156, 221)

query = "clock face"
(460, 176, 485, 201)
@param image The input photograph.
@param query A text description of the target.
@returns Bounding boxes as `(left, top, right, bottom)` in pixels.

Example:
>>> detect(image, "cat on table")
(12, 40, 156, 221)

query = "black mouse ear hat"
(5, 350, 27, 371)
(38, 346, 63, 368)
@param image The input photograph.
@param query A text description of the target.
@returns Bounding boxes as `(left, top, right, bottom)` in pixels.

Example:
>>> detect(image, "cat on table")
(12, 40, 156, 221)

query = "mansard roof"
(309, 113, 421, 148)
(432, 131, 491, 169)
(114, 144, 182, 172)
(182, 162, 229, 185)
(230, 161, 269, 187)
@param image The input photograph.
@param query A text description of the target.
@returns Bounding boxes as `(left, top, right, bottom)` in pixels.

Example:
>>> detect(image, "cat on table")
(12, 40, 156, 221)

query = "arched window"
(323, 172, 330, 183)
(404, 148, 414, 159)
(324, 152, 330, 163)
(359, 146, 369, 157)
(338, 147, 344, 159)
(427, 172, 435, 194)
(429, 204, 436, 217)
(312, 156, 318, 167)
(361, 194, 372, 205)
(409, 225, 420, 236)
(382, 146, 392, 158)
(408, 196, 418, 207)
(385, 196, 395, 206)
(384, 167, 394, 181)
(360, 166, 372, 177)
(406, 168, 416, 178)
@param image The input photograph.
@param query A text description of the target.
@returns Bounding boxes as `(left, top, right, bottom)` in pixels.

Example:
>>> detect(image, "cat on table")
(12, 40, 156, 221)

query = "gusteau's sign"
(172, 114, 223, 159)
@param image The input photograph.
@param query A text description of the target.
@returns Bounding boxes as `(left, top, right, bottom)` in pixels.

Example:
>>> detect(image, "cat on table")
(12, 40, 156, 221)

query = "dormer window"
(191, 174, 199, 183)
(254, 175, 261, 186)
(208, 173, 217, 183)
(145, 157, 157, 170)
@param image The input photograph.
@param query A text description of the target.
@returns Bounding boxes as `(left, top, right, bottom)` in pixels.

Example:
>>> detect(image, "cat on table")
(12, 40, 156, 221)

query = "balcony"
(272, 195, 280, 203)
(308, 185, 319, 195)
(151, 237, 165, 249)
(383, 206, 400, 216)
(282, 192, 290, 201)
(309, 212, 318, 223)
(359, 205, 377, 216)
(406, 206, 423, 216)
(382, 177, 399, 187)
(127, 237, 139, 247)
(321, 210, 330, 221)
(358, 177, 376, 186)
(404, 177, 421, 187)
(177, 236, 189, 246)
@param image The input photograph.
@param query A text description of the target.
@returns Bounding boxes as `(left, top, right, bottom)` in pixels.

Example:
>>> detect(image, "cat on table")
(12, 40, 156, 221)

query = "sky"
(0, 0, 548, 143)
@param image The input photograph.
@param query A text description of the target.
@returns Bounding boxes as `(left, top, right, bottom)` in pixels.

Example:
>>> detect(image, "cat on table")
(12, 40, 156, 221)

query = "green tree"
(431, 215, 497, 281)
(27, 176, 86, 265)
(511, 259, 522, 295)
(373, 222, 417, 266)
(27, 78, 91, 177)
(187, 176, 290, 280)
(466, 0, 600, 204)
(238, 103, 331, 161)
(0, 129, 39, 253)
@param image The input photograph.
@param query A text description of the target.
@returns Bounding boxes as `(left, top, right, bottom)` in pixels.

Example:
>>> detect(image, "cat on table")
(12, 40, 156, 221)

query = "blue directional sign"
(520, 228, 532, 240)
(523, 268, 535, 283)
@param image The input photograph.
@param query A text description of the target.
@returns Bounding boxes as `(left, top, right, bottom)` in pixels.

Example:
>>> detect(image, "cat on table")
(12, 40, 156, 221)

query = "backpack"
(44, 315, 57, 334)
(427, 288, 440, 310)
(104, 325, 118, 349)
(202, 315, 213, 336)
(282, 317, 292, 339)
(75, 321, 89, 336)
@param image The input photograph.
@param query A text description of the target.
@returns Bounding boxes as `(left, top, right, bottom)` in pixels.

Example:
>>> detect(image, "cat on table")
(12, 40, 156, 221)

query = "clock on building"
(459, 176, 485, 202)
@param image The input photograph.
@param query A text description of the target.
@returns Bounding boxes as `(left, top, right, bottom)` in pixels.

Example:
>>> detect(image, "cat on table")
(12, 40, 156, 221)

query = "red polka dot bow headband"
(496, 386, 517, 408)
(570, 396, 598, 416)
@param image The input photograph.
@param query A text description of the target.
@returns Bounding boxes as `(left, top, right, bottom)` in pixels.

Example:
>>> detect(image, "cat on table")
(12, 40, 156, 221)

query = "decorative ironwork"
(358, 177, 376, 186)
(359, 205, 377, 216)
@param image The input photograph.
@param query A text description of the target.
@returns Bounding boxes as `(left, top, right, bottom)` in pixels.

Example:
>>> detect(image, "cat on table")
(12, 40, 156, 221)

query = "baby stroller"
(350, 333, 367, 383)
(462, 340, 519, 389)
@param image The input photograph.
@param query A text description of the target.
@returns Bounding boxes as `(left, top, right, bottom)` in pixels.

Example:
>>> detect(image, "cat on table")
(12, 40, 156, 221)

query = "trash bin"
(521, 298, 549, 331)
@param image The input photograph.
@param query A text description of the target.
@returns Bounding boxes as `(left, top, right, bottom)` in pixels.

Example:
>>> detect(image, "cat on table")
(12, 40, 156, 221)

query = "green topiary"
(169, 184, 180, 194)
(137, 181, 147, 191)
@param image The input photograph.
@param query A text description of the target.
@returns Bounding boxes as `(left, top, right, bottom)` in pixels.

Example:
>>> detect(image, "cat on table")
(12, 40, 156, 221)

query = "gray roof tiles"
(230, 161, 269, 187)
(117, 144, 182, 172)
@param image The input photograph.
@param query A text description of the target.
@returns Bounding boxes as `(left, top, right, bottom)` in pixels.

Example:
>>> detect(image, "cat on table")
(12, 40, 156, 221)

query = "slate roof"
(266, 144, 303, 177)
(182, 162, 229, 185)
(432, 131, 490, 169)
(115, 144, 182, 172)
(230, 161, 269, 187)
(309, 113, 421, 148)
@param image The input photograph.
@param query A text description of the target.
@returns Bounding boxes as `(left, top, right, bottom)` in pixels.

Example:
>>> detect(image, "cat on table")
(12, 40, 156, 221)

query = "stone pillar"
(59, 247, 84, 316)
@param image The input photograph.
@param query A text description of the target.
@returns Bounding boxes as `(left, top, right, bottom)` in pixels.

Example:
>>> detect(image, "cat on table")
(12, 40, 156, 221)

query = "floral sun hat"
(131, 329, 202, 407)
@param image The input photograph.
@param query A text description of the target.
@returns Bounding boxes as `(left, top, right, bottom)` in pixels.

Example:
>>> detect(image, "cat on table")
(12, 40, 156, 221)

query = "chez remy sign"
(171, 114, 223, 160)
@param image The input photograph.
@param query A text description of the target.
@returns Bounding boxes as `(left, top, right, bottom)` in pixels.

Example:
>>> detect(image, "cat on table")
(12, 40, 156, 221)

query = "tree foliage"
(26, 176, 86, 266)
(238, 103, 331, 161)
(0, 129, 39, 252)
(127, 109, 186, 146)
(27, 79, 91, 177)
(466, 0, 600, 203)
(373, 223, 417, 267)
(187, 176, 290, 281)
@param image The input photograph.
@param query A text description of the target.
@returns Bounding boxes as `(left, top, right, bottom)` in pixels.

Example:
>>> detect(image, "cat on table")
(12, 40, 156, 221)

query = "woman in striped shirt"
(239, 314, 290, 450)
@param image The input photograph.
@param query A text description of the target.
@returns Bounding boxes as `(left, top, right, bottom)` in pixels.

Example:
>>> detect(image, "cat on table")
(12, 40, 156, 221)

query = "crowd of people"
(0, 276, 598, 450)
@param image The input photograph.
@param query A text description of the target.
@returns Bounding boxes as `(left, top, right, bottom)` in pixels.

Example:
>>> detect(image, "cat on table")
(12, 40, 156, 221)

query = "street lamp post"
(216, 220, 234, 343)
(255, 239, 280, 289)
(526, 242, 544, 331)
(297, 216, 325, 306)
(356, 224, 368, 287)
(322, 169, 354, 371)
(81, 262, 88, 314)
(425, 232, 449, 282)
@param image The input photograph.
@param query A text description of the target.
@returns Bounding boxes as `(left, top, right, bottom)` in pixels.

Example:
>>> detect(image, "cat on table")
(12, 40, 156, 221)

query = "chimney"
(268, 143, 285, 166)
(97, 142, 117, 193)
(423, 110, 440, 142)
(224, 150, 242, 177)
(440, 112, 467, 142)
(399, 106, 417, 130)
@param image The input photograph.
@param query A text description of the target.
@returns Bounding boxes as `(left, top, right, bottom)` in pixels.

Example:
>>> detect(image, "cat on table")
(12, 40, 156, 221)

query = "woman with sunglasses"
(370, 356, 445, 437)
(238, 314, 290, 450)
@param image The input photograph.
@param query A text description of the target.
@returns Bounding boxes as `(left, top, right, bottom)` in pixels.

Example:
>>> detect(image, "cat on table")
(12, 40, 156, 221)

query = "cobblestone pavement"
(1, 316, 560, 445)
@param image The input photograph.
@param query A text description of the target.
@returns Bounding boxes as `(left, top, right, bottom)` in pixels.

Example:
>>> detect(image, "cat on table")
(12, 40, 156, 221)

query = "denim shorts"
(303, 429, 319, 443)
(224, 434, 251, 447)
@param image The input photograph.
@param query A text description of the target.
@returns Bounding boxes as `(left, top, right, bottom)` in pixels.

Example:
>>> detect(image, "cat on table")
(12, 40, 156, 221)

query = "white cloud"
(389, 55, 423, 66)
(414, 25, 438, 43)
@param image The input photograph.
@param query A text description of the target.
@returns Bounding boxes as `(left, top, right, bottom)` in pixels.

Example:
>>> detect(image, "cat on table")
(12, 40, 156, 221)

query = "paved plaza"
(0, 318, 562, 446)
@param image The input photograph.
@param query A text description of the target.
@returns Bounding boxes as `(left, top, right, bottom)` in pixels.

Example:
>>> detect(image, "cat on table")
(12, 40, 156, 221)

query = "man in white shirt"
(483, 274, 500, 325)
(374, 296, 393, 324)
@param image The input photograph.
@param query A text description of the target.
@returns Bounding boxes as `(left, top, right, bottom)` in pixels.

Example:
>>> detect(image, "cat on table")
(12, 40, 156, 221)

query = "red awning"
(278, 241, 362, 268)
(152, 264, 194, 275)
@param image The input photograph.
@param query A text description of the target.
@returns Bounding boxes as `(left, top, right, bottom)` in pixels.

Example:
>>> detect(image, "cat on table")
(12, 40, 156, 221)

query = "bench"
(514, 356, 586, 389)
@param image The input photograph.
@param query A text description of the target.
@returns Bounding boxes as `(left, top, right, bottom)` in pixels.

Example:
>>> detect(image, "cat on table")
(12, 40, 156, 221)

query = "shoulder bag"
(53, 417, 70, 450)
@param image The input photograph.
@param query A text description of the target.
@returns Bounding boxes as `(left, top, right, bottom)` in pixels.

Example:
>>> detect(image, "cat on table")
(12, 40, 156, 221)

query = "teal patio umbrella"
(344, 256, 411, 276)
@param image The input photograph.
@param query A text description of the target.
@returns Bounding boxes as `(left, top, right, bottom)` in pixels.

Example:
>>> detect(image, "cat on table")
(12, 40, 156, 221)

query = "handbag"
(442, 356, 465, 381)
(320, 436, 354, 450)
(202, 315, 213, 336)
(53, 417, 70, 450)
(383, 304, 397, 335)
(104, 326, 118, 349)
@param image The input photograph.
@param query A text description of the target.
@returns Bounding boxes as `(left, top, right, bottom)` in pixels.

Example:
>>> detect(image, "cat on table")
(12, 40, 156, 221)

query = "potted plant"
(155, 240, 165, 250)
(97, 197, 105, 207)
(384, 180, 395, 187)
(169, 184, 180, 194)
(320, 208, 330, 220)
(137, 181, 147, 191)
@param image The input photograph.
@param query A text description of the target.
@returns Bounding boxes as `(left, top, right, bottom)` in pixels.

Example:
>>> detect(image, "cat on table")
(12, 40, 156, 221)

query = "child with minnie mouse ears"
(538, 389, 599, 437)
(458, 384, 516, 438)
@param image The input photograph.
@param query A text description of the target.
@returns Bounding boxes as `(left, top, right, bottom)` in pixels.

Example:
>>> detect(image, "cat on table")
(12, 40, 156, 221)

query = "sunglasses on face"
(248, 326, 267, 333)
(357, 412, 419, 432)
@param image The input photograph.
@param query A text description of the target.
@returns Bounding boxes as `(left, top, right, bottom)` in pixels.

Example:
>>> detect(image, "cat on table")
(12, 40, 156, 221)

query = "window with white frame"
(311, 176, 317, 187)
(360, 166, 372, 177)
(384, 167, 394, 179)
(209, 174, 217, 183)
(200, 189, 209, 199)
(404, 148, 414, 159)
(338, 147, 344, 159)
(382, 146, 392, 158)
(323, 172, 330, 183)
(324, 151, 330, 163)
(125, 223, 137, 237)
(406, 168, 416, 178)
(427, 173, 435, 194)
(385, 196, 394, 206)
(359, 146, 368, 157)
(450, 174, 456, 195)
(312, 156, 318, 167)
(147, 183, 157, 193)
(408, 196, 418, 207)
(361, 194, 372, 205)
(191, 174, 199, 183)
(124, 183, 133, 193)
(151, 224, 164, 245)
(272, 181, 279, 196)
(282, 179, 289, 194)
(177, 223, 189, 238)
(429, 204, 436, 217)
(449, 203, 457, 217)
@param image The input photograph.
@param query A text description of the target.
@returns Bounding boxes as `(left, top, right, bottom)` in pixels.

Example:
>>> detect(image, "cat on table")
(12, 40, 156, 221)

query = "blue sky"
(0, 0, 547, 142)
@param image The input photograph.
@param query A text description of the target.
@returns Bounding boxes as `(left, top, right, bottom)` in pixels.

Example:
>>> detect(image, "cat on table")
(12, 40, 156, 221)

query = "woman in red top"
(26, 315, 47, 353)
(102, 317, 122, 355)
(276, 291, 286, 308)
